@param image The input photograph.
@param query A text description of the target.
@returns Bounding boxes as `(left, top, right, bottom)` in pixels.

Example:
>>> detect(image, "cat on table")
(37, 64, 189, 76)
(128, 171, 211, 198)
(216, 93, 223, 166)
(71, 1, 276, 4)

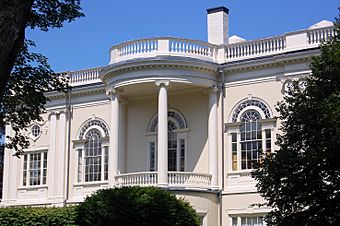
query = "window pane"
(104, 146, 109, 180)
(180, 139, 185, 171)
(240, 110, 262, 170)
(84, 129, 102, 182)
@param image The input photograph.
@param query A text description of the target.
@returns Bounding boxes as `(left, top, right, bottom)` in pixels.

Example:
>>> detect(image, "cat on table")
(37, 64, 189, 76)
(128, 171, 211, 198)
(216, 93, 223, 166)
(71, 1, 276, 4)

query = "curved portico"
(100, 53, 221, 190)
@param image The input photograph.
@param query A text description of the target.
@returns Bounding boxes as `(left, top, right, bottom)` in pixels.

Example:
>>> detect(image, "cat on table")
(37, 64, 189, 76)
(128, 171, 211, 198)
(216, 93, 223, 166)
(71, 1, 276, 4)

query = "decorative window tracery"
(147, 109, 187, 172)
(148, 110, 187, 133)
(79, 119, 109, 139)
(76, 118, 109, 183)
(231, 99, 271, 122)
(229, 98, 274, 171)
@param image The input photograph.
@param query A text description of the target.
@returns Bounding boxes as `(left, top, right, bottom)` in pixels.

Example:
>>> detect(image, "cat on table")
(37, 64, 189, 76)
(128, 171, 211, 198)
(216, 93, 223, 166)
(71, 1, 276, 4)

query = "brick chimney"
(207, 6, 229, 45)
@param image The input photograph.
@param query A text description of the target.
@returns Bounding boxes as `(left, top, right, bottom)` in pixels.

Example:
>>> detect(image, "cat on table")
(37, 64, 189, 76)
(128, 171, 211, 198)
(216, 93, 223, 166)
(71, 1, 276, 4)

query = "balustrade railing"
(168, 172, 211, 188)
(110, 37, 217, 64)
(169, 38, 215, 58)
(118, 39, 158, 57)
(115, 172, 158, 187)
(115, 172, 211, 189)
(307, 26, 335, 44)
(69, 67, 101, 85)
(225, 36, 286, 60)
(67, 26, 334, 86)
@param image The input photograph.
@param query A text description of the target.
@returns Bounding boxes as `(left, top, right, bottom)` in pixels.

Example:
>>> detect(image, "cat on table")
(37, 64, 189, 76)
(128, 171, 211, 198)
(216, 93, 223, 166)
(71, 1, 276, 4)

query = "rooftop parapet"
(67, 23, 335, 87)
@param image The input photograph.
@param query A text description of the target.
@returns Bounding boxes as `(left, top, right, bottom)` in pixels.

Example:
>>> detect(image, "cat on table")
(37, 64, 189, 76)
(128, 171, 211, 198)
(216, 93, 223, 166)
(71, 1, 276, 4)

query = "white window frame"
(146, 109, 189, 172)
(74, 119, 110, 184)
(21, 150, 48, 187)
(230, 215, 267, 226)
(226, 101, 276, 172)
(76, 138, 109, 183)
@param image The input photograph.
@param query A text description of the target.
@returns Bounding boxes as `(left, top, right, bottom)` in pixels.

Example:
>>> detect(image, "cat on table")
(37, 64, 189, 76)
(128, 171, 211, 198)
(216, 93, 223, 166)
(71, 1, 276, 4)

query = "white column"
(2, 124, 17, 203)
(47, 112, 57, 199)
(56, 110, 67, 203)
(208, 87, 219, 188)
(108, 89, 119, 186)
(118, 100, 127, 174)
(155, 80, 169, 187)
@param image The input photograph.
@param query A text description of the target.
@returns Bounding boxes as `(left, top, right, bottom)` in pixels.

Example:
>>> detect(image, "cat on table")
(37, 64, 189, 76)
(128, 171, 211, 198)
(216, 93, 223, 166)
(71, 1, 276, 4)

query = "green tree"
(76, 187, 200, 226)
(252, 12, 340, 226)
(0, 0, 84, 155)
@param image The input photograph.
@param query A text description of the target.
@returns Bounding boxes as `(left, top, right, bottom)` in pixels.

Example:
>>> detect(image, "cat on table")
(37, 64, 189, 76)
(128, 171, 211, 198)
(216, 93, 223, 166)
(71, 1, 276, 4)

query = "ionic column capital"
(204, 86, 219, 94)
(155, 80, 170, 88)
(106, 87, 123, 100)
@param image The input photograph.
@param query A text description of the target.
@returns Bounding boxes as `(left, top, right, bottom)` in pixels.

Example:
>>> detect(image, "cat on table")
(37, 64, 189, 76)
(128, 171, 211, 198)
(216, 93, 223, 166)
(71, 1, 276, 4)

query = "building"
(1, 6, 335, 226)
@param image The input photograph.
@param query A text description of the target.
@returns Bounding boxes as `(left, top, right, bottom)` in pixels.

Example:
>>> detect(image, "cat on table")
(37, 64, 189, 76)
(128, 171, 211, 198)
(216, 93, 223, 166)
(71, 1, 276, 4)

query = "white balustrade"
(115, 172, 212, 189)
(66, 26, 335, 87)
(226, 171, 257, 193)
(69, 67, 101, 86)
(115, 172, 158, 187)
(307, 26, 335, 45)
(110, 37, 217, 64)
(169, 38, 215, 58)
(225, 36, 286, 60)
(168, 172, 212, 189)
(118, 39, 158, 57)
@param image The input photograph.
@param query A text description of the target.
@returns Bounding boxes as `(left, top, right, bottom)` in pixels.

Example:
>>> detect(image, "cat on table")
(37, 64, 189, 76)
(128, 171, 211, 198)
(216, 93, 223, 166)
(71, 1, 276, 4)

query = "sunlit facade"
(1, 6, 334, 226)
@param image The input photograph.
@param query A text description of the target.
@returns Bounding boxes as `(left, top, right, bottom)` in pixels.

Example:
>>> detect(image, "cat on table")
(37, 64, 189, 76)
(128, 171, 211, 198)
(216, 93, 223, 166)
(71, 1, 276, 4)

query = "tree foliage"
(252, 12, 340, 226)
(0, 40, 68, 155)
(76, 187, 200, 226)
(0, 206, 77, 225)
(0, 0, 84, 155)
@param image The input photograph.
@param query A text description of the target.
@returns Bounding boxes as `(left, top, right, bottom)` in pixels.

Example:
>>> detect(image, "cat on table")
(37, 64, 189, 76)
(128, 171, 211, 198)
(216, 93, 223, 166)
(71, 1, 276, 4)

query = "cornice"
(100, 56, 219, 82)
(220, 48, 320, 73)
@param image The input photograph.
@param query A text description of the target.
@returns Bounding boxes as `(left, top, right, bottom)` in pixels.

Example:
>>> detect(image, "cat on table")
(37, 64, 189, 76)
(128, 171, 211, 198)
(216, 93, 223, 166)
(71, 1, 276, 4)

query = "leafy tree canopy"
(0, 0, 84, 155)
(252, 11, 340, 226)
(76, 187, 200, 226)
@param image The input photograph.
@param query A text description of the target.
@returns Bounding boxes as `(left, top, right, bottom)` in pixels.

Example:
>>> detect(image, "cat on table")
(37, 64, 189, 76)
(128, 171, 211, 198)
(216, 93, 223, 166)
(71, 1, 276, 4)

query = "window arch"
(76, 119, 109, 183)
(231, 99, 271, 123)
(229, 99, 274, 171)
(78, 119, 110, 140)
(147, 109, 187, 172)
(148, 110, 187, 133)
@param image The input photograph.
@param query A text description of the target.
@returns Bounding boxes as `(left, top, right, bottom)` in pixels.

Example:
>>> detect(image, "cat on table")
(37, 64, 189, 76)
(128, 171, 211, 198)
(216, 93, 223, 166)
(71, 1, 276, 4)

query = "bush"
(0, 206, 77, 225)
(76, 186, 200, 226)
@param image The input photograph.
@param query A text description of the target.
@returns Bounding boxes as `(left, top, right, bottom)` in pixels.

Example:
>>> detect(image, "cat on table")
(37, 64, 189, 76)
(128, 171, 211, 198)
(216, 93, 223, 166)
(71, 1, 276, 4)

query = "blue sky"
(26, 0, 339, 72)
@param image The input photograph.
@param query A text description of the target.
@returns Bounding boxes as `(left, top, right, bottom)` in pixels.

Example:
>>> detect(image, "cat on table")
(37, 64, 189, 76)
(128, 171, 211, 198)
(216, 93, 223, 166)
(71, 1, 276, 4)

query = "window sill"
(73, 181, 108, 187)
(18, 185, 48, 190)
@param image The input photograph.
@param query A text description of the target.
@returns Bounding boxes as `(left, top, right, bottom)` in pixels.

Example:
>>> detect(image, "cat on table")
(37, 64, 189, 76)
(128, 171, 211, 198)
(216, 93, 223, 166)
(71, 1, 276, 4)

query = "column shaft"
(208, 89, 218, 188)
(157, 82, 169, 186)
(109, 92, 119, 186)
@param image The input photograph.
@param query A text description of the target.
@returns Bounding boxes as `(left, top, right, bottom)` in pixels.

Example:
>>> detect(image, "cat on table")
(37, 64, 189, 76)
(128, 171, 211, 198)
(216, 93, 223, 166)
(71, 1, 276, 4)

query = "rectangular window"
(231, 133, 237, 171)
(23, 155, 28, 186)
(104, 146, 109, 180)
(231, 216, 265, 226)
(168, 131, 177, 171)
(77, 149, 82, 182)
(149, 141, 156, 171)
(22, 152, 47, 186)
(265, 129, 271, 156)
(179, 139, 185, 171)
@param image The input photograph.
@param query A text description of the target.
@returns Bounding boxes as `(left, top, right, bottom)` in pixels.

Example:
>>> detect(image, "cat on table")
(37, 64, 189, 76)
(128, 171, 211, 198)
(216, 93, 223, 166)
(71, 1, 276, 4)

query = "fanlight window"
(77, 119, 109, 183)
(79, 119, 109, 139)
(230, 100, 273, 171)
(231, 99, 271, 122)
(148, 110, 187, 172)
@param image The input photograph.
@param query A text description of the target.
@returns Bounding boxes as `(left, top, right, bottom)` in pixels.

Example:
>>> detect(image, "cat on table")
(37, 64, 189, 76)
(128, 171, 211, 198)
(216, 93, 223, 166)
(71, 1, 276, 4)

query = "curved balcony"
(66, 26, 334, 87)
(109, 37, 218, 64)
(115, 171, 212, 190)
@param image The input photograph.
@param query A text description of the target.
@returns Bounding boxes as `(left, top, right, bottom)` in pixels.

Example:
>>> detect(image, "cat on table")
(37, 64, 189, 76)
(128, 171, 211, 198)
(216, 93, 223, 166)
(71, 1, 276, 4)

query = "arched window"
(228, 99, 274, 171)
(76, 119, 109, 183)
(147, 110, 187, 172)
